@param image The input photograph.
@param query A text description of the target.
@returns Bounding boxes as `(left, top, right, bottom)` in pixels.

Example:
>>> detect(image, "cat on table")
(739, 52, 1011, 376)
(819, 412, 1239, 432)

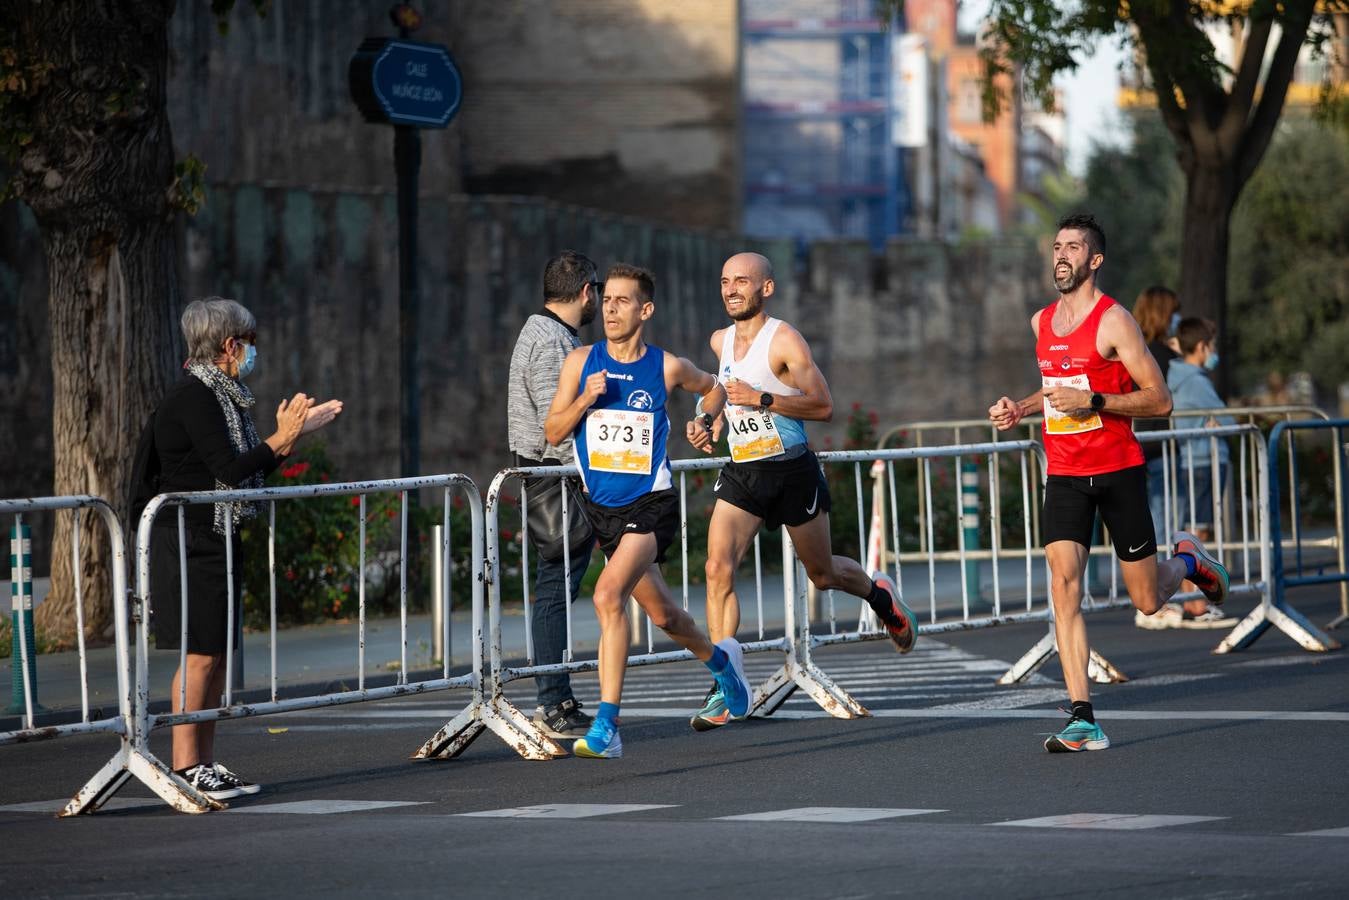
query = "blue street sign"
(349, 37, 463, 128)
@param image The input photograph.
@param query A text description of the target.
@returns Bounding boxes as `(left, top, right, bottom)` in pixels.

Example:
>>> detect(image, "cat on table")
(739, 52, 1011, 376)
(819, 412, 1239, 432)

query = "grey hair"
(181, 297, 256, 364)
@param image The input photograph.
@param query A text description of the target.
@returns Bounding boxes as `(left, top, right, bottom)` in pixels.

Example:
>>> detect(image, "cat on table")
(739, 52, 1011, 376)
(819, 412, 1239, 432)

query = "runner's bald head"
(725, 252, 773, 281)
(720, 252, 775, 321)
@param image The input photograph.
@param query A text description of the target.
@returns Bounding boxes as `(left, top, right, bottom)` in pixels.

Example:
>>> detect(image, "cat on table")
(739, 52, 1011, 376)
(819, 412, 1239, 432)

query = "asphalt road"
(3, 589, 1347, 899)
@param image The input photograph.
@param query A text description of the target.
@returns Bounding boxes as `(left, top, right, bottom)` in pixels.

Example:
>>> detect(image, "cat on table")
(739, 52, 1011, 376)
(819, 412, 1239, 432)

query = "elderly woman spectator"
(148, 297, 341, 800)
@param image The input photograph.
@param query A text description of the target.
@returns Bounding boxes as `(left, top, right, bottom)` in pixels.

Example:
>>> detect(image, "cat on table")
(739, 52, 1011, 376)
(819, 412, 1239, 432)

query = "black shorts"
(1042, 465, 1157, 561)
(583, 489, 680, 564)
(149, 522, 243, 654)
(714, 449, 831, 531)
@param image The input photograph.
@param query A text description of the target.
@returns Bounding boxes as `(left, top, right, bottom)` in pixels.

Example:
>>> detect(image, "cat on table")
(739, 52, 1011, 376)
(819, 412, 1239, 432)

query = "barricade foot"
(61, 745, 221, 816)
(482, 695, 568, 759)
(1088, 649, 1128, 683)
(998, 628, 1056, 684)
(411, 704, 487, 761)
(749, 663, 796, 717)
(1326, 612, 1347, 631)
(1212, 603, 1342, 654)
(749, 659, 866, 719)
(782, 660, 869, 719)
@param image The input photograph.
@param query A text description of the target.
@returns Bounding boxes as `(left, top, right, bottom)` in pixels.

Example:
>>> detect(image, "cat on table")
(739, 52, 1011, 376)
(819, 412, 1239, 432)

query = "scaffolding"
(741, 0, 906, 247)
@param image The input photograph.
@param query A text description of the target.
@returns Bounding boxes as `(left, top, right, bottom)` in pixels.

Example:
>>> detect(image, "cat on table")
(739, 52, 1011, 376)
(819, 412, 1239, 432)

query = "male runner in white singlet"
(544, 263, 752, 758)
(692, 252, 919, 731)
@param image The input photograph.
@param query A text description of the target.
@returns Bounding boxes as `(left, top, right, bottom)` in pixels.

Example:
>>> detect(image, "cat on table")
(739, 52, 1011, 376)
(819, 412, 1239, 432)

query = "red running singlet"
(1035, 294, 1144, 477)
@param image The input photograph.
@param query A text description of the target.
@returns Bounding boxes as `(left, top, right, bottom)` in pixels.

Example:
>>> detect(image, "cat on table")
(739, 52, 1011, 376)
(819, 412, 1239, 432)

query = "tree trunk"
(1177, 162, 1238, 399)
(12, 2, 181, 644)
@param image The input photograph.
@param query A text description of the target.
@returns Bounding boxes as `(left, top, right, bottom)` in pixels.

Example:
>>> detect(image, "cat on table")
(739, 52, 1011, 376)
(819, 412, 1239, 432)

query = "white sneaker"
(1181, 605, 1237, 629)
(1135, 602, 1184, 630)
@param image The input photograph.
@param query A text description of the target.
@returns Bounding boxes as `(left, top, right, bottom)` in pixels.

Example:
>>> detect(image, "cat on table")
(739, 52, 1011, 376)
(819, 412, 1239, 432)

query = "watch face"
(760, 392, 773, 408)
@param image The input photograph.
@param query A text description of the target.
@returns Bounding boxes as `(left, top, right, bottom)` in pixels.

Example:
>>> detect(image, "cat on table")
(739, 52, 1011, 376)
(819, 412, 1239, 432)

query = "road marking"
(458, 803, 675, 819)
(0, 797, 164, 814)
(717, 807, 944, 823)
(1290, 826, 1349, 837)
(995, 813, 1225, 830)
(1232, 653, 1349, 669)
(230, 800, 428, 815)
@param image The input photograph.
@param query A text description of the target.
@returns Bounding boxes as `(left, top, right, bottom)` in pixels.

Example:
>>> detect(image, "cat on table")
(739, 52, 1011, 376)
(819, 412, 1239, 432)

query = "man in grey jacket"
(507, 250, 599, 737)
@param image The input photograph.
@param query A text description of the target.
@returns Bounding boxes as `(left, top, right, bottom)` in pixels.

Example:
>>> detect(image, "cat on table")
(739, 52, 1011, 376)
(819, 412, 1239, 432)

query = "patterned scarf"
(187, 361, 264, 535)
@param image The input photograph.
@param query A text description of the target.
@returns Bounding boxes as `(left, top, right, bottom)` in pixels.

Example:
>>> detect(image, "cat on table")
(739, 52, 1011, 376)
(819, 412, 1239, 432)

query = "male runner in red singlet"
(989, 214, 1230, 753)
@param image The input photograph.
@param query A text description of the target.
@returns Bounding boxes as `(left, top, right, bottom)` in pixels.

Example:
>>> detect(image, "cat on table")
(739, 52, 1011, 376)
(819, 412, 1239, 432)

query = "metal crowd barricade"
(1215, 419, 1346, 653)
(997, 425, 1272, 677)
(788, 441, 1130, 685)
(0, 497, 132, 762)
(67, 474, 486, 815)
(481, 455, 869, 759)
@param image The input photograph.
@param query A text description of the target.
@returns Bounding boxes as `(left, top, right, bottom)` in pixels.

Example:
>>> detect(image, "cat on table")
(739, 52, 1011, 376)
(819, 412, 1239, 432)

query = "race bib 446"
(725, 405, 785, 463)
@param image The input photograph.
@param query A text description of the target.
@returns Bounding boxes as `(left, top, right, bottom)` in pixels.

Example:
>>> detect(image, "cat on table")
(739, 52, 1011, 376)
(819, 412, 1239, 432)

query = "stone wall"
(171, 0, 740, 229)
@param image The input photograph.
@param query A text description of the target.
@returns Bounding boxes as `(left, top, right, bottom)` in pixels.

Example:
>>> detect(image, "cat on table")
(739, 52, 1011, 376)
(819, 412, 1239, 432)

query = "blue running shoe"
(713, 638, 751, 720)
(1172, 531, 1230, 606)
(1044, 714, 1110, 753)
(871, 571, 917, 654)
(573, 716, 622, 759)
(690, 683, 730, 732)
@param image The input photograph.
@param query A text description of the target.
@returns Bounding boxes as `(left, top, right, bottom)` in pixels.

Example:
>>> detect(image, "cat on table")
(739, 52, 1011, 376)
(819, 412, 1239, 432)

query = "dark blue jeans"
(531, 540, 593, 710)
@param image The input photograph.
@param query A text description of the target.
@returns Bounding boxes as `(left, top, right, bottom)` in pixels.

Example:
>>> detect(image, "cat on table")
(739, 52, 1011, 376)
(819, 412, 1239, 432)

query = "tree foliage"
(1228, 119, 1349, 396)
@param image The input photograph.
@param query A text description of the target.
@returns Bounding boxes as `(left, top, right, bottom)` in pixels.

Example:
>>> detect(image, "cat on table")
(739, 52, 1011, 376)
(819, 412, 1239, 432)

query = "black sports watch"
(1090, 392, 1105, 412)
(698, 412, 715, 431)
(759, 392, 774, 410)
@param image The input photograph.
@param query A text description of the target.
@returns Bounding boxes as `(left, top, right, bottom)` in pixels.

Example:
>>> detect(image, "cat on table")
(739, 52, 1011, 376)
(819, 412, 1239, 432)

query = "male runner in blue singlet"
(544, 263, 753, 758)
(693, 252, 919, 731)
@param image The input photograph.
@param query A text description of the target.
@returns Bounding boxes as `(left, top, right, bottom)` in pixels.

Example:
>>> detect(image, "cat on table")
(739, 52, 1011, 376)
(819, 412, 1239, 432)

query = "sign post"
(349, 5, 463, 479)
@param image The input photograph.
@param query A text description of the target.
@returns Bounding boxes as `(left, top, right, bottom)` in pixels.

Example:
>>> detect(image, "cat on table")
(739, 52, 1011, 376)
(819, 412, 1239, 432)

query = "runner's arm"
(668, 353, 726, 453)
(544, 348, 605, 446)
(725, 324, 832, 421)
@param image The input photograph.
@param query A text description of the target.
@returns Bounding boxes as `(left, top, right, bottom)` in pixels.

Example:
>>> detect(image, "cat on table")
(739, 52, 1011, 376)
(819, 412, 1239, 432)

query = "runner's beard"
(1053, 260, 1090, 293)
(726, 292, 765, 321)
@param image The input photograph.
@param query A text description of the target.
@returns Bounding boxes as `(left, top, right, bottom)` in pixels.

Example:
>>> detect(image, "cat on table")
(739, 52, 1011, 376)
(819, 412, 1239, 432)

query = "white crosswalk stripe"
(717, 807, 944, 823)
(994, 814, 1225, 830)
(457, 803, 674, 819)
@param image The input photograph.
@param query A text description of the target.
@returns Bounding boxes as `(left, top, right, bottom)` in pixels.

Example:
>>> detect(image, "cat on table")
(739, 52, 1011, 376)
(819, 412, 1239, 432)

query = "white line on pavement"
(229, 800, 427, 814)
(994, 813, 1226, 830)
(457, 803, 675, 819)
(716, 807, 944, 823)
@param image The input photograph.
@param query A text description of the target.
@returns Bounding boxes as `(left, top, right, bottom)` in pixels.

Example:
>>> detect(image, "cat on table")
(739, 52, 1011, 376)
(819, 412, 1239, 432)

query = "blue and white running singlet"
(573, 342, 672, 507)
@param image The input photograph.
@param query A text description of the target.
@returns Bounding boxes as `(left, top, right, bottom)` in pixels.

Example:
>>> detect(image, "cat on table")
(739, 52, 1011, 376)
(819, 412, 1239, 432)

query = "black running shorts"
(713, 449, 831, 531)
(1041, 465, 1157, 561)
(582, 489, 680, 564)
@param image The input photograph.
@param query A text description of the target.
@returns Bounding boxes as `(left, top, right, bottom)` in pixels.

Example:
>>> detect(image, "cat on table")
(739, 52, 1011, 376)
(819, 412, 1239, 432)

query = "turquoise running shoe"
(714, 638, 751, 720)
(573, 716, 622, 759)
(690, 683, 730, 732)
(1172, 531, 1230, 606)
(1044, 714, 1110, 753)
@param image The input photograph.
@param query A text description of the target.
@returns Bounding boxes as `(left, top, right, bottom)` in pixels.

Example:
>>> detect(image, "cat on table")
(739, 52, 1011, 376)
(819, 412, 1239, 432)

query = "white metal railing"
(64, 474, 488, 815)
(1, 496, 131, 750)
